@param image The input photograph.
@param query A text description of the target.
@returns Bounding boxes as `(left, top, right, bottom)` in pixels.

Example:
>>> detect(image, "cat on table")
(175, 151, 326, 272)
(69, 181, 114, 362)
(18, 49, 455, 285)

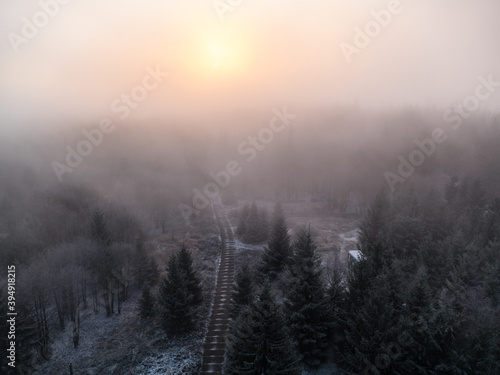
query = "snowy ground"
(33, 223, 220, 374)
(33, 284, 208, 375)
(34, 289, 203, 375)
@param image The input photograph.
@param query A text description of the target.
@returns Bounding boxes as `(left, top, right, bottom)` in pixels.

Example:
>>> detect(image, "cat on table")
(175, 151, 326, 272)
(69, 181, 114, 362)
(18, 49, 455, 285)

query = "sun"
(207, 40, 229, 69)
(178, 29, 253, 87)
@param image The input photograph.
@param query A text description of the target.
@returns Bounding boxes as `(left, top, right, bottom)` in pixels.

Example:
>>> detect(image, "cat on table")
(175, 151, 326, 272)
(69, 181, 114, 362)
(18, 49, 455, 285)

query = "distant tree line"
(236, 202, 269, 244)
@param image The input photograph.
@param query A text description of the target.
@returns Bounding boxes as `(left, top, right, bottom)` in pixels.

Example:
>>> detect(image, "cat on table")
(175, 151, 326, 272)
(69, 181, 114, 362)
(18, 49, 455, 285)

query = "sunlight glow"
(175, 29, 254, 92)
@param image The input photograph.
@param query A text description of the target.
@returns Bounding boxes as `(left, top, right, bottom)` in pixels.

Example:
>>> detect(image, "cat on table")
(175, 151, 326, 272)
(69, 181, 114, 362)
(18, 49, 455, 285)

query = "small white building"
(348, 250, 364, 268)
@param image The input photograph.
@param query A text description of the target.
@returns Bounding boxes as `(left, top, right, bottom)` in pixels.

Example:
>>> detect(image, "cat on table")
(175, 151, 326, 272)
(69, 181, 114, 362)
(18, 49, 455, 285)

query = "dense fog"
(1, 1, 499, 374)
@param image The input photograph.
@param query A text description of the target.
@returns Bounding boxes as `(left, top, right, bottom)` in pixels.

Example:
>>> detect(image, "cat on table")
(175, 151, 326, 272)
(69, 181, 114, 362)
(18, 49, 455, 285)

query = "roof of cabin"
(348, 250, 363, 261)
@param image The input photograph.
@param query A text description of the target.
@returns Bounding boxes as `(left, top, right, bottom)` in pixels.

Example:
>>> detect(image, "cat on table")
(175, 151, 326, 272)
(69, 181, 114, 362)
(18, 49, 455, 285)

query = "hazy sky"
(1, 0, 499, 130)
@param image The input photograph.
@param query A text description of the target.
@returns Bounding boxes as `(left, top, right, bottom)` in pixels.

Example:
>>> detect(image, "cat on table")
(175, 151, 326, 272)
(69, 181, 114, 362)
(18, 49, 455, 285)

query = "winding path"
(201, 202, 235, 374)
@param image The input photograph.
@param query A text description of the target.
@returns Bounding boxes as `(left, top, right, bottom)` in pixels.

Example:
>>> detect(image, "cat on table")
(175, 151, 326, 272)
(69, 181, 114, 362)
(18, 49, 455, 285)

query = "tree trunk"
(54, 291, 65, 330)
(104, 290, 111, 317)
(81, 279, 88, 309)
(72, 307, 80, 348)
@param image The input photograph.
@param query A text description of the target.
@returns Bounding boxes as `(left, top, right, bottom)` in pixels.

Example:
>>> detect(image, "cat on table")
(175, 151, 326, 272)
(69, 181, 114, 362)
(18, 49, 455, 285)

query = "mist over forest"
(1, 1, 500, 374)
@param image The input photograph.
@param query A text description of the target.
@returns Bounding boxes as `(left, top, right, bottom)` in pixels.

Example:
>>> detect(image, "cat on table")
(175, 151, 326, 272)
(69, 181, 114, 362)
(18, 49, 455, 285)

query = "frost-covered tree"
(243, 203, 262, 243)
(138, 285, 155, 319)
(147, 256, 160, 285)
(134, 237, 160, 287)
(260, 202, 291, 278)
(236, 203, 250, 237)
(480, 198, 500, 246)
(158, 246, 202, 334)
(238, 202, 269, 244)
(244, 202, 260, 243)
(224, 284, 302, 375)
(326, 252, 346, 309)
(89, 210, 116, 316)
(358, 190, 391, 257)
(421, 188, 448, 241)
(325, 252, 346, 346)
(258, 207, 269, 241)
(158, 254, 194, 334)
(134, 242, 150, 287)
(343, 267, 403, 373)
(90, 209, 111, 247)
(229, 264, 254, 319)
(177, 245, 202, 307)
(444, 175, 460, 205)
(285, 229, 333, 368)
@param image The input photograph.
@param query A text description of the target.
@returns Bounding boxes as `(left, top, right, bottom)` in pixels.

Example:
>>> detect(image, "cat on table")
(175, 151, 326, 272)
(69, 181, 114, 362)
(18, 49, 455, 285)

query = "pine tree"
(147, 256, 160, 285)
(138, 285, 155, 319)
(405, 286, 464, 374)
(236, 203, 250, 238)
(458, 177, 470, 207)
(177, 245, 202, 307)
(158, 254, 194, 334)
(285, 229, 333, 368)
(134, 242, 149, 287)
(243, 202, 262, 244)
(480, 198, 500, 246)
(345, 255, 372, 309)
(422, 188, 448, 241)
(238, 203, 269, 244)
(469, 178, 486, 209)
(389, 214, 426, 258)
(410, 275, 432, 315)
(224, 284, 302, 375)
(90, 209, 111, 246)
(358, 190, 391, 258)
(444, 175, 459, 205)
(326, 253, 345, 309)
(89, 209, 115, 316)
(343, 269, 404, 374)
(468, 178, 487, 230)
(484, 260, 500, 307)
(260, 202, 291, 278)
(134, 238, 160, 287)
(325, 253, 346, 350)
(230, 264, 254, 319)
(258, 207, 269, 241)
